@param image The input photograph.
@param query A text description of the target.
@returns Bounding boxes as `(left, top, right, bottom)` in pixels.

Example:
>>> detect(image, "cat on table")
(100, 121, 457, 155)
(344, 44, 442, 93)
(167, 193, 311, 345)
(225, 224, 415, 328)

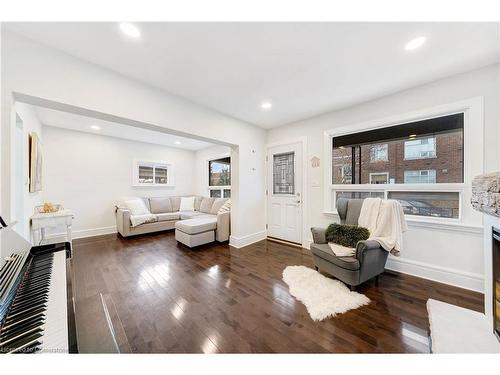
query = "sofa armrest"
(216, 211, 230, 242)
(116, 208, 131, 237)
(311, 227, 327, 244)
(355, 240, 385, 261)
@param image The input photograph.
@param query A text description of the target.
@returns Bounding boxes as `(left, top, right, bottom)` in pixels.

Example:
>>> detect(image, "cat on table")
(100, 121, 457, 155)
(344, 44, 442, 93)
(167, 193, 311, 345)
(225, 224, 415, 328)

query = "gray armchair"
(310, 198, 388, 289)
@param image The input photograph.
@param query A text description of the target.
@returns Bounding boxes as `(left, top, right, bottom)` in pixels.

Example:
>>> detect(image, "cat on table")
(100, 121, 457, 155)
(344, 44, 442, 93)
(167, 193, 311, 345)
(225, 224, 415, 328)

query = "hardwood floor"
(71, 231, 483, 353)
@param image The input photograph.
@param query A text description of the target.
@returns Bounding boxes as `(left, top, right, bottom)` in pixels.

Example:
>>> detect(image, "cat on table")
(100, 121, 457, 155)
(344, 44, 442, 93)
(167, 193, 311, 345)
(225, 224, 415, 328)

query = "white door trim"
(266, 137, 308, 248)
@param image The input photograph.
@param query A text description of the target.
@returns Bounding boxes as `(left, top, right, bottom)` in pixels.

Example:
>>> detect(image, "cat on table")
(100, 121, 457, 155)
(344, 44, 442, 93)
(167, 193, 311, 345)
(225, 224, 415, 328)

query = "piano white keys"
(39, 250, 68, 354)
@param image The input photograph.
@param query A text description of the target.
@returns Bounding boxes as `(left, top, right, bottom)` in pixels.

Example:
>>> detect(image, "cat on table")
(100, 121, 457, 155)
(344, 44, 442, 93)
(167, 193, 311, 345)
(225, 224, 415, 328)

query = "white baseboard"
(229, 230, 267, 249)
(46, 225, 117, 241)
(385, 257, 484, 293)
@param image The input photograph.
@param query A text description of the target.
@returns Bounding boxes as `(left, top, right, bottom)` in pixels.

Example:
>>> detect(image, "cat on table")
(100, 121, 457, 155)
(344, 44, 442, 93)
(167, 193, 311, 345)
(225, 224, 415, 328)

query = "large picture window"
(331, 113, 464, 219)
(208, 157, 231, 198)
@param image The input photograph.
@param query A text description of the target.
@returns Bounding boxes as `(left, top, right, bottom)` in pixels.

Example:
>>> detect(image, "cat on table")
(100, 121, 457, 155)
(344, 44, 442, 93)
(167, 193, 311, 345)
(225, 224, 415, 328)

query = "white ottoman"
(175, 217, 217, 248)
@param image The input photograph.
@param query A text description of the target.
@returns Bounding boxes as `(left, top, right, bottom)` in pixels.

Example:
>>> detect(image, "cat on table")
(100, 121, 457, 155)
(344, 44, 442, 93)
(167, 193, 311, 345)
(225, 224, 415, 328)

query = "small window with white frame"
(133, 160, 173, 186)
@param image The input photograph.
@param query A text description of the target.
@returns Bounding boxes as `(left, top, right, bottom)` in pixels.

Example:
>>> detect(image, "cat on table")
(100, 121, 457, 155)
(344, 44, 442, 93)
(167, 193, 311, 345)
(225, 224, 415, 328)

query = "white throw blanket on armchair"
(358, 198, 408, 256)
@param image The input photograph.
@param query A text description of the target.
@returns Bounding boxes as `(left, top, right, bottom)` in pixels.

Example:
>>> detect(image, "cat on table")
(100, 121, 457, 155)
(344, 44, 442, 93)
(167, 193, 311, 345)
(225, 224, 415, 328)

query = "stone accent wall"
(471, 172, 500, 217)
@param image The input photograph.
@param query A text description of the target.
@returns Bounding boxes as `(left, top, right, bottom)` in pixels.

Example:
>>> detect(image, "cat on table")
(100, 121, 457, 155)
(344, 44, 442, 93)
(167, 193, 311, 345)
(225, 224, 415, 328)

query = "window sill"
(322, 210, 482, 234)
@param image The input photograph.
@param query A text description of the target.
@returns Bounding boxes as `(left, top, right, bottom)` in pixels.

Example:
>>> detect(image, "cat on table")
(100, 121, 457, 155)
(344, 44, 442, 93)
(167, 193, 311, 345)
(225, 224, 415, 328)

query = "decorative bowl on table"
(35, 203, 63, 214)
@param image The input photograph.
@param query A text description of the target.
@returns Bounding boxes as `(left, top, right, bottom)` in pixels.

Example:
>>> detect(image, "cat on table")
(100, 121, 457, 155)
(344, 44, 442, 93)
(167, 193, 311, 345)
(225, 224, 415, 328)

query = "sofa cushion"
(180, 196, 195, 211)
(170, 196, 181, 212)
(194, 196, 203, 211)
(175, 217, 217, 235)
(210, 198, 228, 215)
(149, 197, 172, 214)
(156, 212, 180, 222)
(124, 199, 150, 215)
(310, 243, 360, 271)
(346, 199, 363, 225)
(199, 197, 215, 213)
(179, 211, 209, 220)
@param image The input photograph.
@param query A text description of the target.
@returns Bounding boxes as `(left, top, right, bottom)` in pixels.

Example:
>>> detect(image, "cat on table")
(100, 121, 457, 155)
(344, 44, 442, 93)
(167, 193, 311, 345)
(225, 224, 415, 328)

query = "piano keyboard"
(0, 250, 68, 354)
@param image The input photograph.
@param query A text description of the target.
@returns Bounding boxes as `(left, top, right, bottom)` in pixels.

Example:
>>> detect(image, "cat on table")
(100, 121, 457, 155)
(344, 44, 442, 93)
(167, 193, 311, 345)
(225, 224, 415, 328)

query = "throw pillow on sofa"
(199, 197, 215, 213)
(211, 198, 228, 214)
(217, 199, 231, 214)
(149, 197, 172, 214)
(179, 196, 195, 211)
(124, 199, 151, 215)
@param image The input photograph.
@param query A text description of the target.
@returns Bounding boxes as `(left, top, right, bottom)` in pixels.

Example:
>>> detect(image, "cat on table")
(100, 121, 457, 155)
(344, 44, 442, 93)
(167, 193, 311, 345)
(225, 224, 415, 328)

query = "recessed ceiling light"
(175, 141, 181, 145)
(90, 125, 101, 131)
(261, 101, 272, 110)
(119, 22, 141, 39)
(405, 36, 426, 51)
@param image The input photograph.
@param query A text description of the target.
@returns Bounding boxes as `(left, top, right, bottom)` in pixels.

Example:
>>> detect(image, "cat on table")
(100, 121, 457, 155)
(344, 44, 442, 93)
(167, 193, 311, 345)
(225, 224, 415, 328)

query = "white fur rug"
(282, 265, 370, 321)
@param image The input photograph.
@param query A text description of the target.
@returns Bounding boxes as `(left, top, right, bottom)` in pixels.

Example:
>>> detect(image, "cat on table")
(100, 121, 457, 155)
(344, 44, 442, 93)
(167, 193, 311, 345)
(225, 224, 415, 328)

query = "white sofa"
(115, 196, 230, 242)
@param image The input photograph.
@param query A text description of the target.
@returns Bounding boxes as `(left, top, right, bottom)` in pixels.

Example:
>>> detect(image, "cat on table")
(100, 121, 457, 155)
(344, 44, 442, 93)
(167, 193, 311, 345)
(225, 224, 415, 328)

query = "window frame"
(323, 97, 484, 227)
(403, 169, 437, 184)
(207, 154, 231, 198)
(369, 143, 389, 162)
(403, 136, 437, 160)
(369, 172, 389, 184)
(132, 159, 174, 187)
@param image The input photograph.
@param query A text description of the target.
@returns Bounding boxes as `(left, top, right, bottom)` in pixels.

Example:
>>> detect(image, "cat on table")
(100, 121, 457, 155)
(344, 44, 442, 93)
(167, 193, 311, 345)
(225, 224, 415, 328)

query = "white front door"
(267, 142, 303, 244)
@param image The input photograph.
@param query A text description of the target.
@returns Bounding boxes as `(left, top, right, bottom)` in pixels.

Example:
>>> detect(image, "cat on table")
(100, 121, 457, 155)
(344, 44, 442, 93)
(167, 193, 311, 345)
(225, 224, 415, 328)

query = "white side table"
(30, 209, 74, 247)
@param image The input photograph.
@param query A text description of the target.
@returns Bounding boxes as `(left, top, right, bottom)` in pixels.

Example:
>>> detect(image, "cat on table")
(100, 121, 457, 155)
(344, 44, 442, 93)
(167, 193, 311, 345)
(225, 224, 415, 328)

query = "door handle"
(295, 200, 301, 204)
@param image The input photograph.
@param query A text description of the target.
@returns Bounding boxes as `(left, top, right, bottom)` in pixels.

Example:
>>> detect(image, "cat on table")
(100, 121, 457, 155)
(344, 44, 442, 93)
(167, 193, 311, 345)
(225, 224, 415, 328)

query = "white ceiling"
(34, 106, 216, 151)
(6, 22, 500, 128)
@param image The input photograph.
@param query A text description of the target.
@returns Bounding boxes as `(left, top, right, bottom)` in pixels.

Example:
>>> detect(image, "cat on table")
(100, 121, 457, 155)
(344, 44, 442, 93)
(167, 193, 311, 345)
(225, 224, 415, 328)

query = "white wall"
(194, 145, 232, 196)
(268, 63, 500, 292)
(1, 31, 267, 252)
(12, 102, 44, 239)
(42, 126, 196, 237)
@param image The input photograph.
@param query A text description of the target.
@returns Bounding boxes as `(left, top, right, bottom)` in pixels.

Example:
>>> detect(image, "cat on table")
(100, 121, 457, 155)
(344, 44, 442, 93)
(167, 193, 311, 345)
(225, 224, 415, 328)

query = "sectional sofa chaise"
(116, 196, 230, 247)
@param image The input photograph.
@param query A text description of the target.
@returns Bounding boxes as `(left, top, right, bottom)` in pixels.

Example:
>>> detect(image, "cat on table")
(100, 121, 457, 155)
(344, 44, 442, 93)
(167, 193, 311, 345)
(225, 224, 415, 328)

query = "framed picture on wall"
(29, 132, 42, 193)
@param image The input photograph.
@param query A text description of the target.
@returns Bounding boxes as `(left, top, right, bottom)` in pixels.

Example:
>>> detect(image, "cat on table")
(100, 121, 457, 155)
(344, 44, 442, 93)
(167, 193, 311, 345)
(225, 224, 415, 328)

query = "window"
(335, 190, 384, 205)
(369, 172, 389, 184)
(208, 157, 231, 198)
(330, 113, 465, 219)
(404, 136, 436, 160)
(273, 152, 295, 194)
(404, 170, 436, 184)
(134, 161, 172, 186)
(332, 113, 463, 185)
(370, 144, 388, 162)
(388, 191, 459, 219)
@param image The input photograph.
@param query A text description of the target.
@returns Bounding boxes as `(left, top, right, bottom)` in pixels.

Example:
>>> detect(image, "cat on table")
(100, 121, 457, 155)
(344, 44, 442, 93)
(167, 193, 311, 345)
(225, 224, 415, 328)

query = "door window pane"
(388, 191, 459, 219)
(273, 152, 295, 194)
(223, 189, 231, 198)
